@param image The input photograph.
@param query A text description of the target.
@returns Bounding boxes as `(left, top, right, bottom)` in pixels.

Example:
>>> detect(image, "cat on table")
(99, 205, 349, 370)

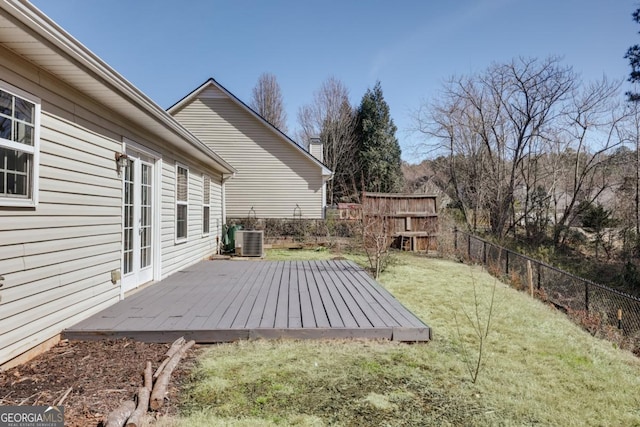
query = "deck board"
(64, 260, 431, 343)
(304, 261, 331, 328)
(219, 261, 264, 328)
(288, 262, 302, 328)
(346, 261, 427, 328)
(309, 261, 344, 327)
(319, 261, 359, 328)
(259, 261, 285, 328)
(245, 261, 277, 328)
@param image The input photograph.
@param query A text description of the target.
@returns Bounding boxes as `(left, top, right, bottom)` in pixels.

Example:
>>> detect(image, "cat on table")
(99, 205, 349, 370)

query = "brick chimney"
(309, 137, 323, 163)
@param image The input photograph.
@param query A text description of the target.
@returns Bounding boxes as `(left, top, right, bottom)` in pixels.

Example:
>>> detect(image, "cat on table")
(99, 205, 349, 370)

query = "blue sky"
(31, 0, 639, 162)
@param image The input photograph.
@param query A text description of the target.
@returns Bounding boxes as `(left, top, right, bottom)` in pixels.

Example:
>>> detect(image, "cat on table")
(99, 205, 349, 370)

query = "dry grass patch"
(159, 251, 640, 426)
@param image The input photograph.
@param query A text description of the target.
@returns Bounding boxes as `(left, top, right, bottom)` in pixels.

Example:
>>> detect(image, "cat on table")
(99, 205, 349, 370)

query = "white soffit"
(0, 1, 235, 175)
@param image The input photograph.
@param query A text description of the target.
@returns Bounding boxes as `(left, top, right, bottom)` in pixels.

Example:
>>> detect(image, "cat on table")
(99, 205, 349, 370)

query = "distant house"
(168, 79, 333, 220)
(0, 0, 235, 367)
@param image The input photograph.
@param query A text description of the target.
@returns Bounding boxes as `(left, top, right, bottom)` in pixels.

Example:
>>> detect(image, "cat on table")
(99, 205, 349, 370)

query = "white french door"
(122, 151, 155, 293)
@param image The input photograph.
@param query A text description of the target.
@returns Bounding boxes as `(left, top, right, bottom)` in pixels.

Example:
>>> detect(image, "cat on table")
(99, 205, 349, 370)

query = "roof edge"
(1, 0, 236, 175)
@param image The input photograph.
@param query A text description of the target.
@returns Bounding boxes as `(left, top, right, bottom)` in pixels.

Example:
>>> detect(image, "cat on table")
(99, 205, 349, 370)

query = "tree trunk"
(125, 387, 150, 427)
(108, 360, 154, 427)
(150, 340, 195, 411)
(154, 337, 185, 378)
(104, 400, 136, 427)
(636, 135, 640, 240)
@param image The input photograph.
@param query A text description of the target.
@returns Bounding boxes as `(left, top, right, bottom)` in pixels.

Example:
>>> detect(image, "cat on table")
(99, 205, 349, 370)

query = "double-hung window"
(0, 82, 40, 206)
(202, 174, 211, 235)
(176, 164, 188, 241)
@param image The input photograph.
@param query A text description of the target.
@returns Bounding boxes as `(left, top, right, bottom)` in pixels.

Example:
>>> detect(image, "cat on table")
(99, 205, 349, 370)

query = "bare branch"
(250, 72, 288, 133)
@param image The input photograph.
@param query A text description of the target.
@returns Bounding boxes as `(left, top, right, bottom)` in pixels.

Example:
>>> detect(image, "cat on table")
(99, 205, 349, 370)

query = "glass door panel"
(122, 154, 154, 293)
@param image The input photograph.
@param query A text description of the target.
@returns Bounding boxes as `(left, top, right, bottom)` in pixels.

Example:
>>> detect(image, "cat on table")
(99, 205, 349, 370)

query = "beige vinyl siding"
(0, 110, 122, 364)
(0, 44, 225, 366)
(210, 173, 223, 239)
(160, 160, 222, 278)
(0, 34, 230, 365)
(172, 85, 324, 219)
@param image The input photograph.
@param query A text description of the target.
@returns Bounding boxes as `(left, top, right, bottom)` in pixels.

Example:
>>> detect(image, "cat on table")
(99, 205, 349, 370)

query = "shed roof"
(0, 0, 235, 176)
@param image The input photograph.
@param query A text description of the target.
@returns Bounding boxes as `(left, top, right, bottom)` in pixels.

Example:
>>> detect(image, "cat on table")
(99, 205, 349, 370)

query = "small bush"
(566, 308, 603, 336)
(226, 217, 359, 244)
(621, 261, 640, 292)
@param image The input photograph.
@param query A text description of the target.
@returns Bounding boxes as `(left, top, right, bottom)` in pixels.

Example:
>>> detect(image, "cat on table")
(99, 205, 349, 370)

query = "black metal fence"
(453, 229, 640, 337)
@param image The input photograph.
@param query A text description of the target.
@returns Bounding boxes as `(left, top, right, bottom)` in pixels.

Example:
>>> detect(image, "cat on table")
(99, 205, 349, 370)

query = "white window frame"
(175, 163, 189, 243)
(123, 138, 163, 286)
(0, 81, 40, 207)
(202, 174, 211, 236)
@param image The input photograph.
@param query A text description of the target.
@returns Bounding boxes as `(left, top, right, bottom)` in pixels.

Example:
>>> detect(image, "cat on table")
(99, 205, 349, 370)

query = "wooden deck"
(64, 260, 431, 342)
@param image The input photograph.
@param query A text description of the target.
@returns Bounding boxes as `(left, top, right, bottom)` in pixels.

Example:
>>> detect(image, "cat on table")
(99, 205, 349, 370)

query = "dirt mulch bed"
(0, 339, 197, 426)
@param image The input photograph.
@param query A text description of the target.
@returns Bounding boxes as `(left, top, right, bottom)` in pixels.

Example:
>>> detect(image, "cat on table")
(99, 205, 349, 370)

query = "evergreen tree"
(355, 81, 403, 194)
(625, 8, 640, 101)
(625, 8, 640, 251)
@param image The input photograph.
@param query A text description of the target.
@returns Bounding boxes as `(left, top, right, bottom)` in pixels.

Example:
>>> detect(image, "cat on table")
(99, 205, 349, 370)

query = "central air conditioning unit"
(235, 230, 264, 257)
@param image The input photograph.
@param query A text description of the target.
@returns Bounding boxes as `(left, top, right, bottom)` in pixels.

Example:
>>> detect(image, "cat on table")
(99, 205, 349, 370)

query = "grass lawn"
(156, 250, 640, 426)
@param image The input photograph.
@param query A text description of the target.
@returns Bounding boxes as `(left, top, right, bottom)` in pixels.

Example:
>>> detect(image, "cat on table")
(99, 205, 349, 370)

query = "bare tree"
(360, 192, 395, 279)
(550, 78, 628, 245)
(297, 77, 357, 204)
(416, 93, 490, 231)
(250, 72, 288, 133)
(610, 146, 638, 256)
(415, 57, 576, 238)
(619, 103, 640, 238)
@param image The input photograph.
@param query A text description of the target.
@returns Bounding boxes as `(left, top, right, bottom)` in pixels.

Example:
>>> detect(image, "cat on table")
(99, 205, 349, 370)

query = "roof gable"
(169, 78, 332, 178)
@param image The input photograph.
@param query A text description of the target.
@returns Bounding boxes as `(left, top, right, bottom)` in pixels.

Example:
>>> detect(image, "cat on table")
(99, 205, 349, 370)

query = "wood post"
(537, 263, 542, 290)
(453, 227, 458, 251)
(483, 241, 487, 265)
(585, 282, 590, 312)
(527, 260, 533, 297)
(618, 309, 623, 330)
(505, 250, 509, 274)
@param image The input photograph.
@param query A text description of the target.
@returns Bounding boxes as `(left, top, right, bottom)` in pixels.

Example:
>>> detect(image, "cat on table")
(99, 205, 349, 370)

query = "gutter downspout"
(322, 171, 334, 219)
(221, 173, 234, 226)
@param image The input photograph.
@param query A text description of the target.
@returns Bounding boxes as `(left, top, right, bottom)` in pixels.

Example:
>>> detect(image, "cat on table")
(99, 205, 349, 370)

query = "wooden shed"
(362, 192, 438, 252)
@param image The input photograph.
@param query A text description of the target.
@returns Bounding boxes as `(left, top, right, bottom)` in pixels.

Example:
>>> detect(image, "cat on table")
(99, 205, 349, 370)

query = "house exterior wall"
(0, 44, 224, 366)
(159, 161, 223, 277)
(171, 85, 325, 219)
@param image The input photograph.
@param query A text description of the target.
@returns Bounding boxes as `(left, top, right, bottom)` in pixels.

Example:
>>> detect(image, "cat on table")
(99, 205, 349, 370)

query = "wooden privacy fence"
(453, 229, 640, 336)
(362, 192, 438, 252)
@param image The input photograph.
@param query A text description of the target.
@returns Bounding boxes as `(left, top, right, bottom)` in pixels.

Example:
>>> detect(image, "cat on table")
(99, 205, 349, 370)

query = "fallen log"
(143, 361, 153, 391)
(124, 387, 150, 427)
(104, 400, 135, 427)
(125, 360, 153, 427)
(154, 337, 186, 379)
(150, 340, 195, 410)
